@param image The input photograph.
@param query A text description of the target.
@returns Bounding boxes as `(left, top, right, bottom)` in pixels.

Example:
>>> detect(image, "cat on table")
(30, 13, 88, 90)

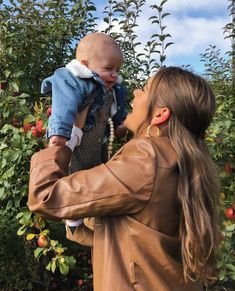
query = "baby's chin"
(105, 81, 115, 89)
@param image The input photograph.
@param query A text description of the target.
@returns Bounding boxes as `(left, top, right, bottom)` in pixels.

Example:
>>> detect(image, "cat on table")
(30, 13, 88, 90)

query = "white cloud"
(150, 0, 228, 14)
(96, 0, 231, 72)
(166, 16, 231, 57)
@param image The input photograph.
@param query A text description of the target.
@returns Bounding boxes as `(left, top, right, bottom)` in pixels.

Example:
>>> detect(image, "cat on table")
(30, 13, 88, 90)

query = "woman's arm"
(28, 138, 157, 220)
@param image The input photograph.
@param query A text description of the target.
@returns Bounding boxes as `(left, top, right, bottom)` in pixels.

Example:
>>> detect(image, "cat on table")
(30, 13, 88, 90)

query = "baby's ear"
(80, 59, 89, 67)
(151, 107, 170, 126)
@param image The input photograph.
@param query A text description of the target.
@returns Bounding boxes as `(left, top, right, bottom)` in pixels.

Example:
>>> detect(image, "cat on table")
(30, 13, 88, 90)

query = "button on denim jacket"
(41, 59, 127, 139)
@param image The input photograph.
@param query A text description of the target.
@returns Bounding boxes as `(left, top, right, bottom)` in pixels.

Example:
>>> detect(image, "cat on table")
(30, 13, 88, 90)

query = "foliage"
(0, 0, 234, 290)
(203, 45, 235, 283)
(0, 207, 93, 290)
(16, 210, 76, 276)
(0, 0, 97, 101)
(223, 0, 235, 90)
(102, 0, 173, 94)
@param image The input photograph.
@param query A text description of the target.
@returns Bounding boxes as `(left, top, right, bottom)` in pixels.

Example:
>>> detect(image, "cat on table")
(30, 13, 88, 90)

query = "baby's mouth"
(106, 81, 115, 88)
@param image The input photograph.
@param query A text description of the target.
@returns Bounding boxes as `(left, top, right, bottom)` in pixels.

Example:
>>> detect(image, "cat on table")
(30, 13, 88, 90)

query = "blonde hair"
(148, 67, 220, 282)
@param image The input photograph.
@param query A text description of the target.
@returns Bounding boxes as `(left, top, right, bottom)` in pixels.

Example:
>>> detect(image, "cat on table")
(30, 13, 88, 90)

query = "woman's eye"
(139, 81, 147, 91)
(137, 84, 144, 91)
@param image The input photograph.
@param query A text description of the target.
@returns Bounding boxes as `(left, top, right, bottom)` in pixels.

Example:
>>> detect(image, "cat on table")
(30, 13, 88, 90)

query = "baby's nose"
(111, 71, 118, 79)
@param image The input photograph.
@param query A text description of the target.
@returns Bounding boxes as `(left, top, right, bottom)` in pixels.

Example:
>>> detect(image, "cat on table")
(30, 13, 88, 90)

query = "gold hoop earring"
(147, 124, 160, 138)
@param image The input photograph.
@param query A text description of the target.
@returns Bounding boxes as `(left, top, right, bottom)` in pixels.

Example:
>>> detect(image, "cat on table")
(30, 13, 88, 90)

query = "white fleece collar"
(65, 59, 122, 84)
(65, 59, 93, 78)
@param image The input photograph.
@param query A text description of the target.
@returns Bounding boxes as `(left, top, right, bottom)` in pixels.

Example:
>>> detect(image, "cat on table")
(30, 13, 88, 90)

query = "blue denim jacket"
(41, 60, 127, 139)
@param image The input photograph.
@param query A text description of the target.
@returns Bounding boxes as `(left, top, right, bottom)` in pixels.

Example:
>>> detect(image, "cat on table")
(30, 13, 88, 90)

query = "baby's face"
(88, 48, 123, 89)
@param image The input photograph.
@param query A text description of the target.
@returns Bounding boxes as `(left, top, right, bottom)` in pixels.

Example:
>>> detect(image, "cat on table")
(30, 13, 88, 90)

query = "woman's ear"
(150, 107, 170, 126)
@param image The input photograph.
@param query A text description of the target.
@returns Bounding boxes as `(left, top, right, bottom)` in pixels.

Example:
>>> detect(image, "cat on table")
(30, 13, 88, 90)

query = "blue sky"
(2, 0, 231, 74)
(93, 0, 231, 74)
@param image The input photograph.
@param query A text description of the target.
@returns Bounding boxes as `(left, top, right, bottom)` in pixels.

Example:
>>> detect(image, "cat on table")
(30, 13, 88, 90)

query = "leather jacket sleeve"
(28, 138, 157, 220)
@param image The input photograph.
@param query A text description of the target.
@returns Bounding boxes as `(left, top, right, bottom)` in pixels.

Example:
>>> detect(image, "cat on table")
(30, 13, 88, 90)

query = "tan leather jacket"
(28, 137, 202, 291)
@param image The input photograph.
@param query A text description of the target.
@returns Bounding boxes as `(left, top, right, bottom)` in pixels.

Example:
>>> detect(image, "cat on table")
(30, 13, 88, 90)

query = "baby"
(41, 33, 127, 238)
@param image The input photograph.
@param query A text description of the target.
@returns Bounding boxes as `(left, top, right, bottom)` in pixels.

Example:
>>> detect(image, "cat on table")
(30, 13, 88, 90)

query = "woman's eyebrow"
(140, 80, 147, 89)
(145, 80, 150, 89)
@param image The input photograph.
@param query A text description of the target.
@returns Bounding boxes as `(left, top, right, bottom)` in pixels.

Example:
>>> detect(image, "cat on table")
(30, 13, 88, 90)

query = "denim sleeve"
(42, 68, 87, 139)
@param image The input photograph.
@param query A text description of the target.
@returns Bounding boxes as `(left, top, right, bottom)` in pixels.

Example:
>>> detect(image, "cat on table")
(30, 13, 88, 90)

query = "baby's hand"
(49, 135, 68, 147)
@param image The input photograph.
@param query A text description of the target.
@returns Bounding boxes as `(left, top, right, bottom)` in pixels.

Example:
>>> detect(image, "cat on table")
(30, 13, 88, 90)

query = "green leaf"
(51, 260, 57, 273)
(9, 82, 19, 92)
(34, 247, 43, 259)
(26, 233, 36, 240)
(8, 151, 20, 162)
(228, 272, 235, 280)
(17, 225, 27, 236)
(40, 229, 50, 236)
(65, 256, 76, 268)
(0, 187, 5, 200)
(55, 247, 65, 254)
(59, 262, 69, 275)
(50, 240, 58, 247)
(218, 269, 226, 281)
(24, 114, 35, 123)
(19, 209, 32, 225)
(161, 12, 170, 18)
(4, 70, 11, 78)
(226, 263, 235, 271)
(46, 262, 51, 271)
(16, 212, 24, 219)
(225, 224, 235, 232)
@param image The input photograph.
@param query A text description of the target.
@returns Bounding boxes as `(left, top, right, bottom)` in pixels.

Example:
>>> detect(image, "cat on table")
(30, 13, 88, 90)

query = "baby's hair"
(149, 67, 220, 282)
(76, 32, 122, 60)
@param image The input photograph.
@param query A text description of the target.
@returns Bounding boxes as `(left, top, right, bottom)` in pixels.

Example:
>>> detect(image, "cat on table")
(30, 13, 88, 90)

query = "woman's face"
(124, 77, 154, 135)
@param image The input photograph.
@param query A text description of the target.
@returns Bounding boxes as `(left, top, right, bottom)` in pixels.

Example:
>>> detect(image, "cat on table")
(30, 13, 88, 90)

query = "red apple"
(46, 106, 52, 117)
(225, 207, 235, 220)
(0, 82, 7, 90)
(77, 279, 84, 286)
(37, 235, 49, 248)
(23, 123, 31, 132)
(31, 125, 44, 138)
(31, 126, 37, 137)
(224, 163, 232, 173)
(36, 119, 44, 133)
(31, 126, 41, 138)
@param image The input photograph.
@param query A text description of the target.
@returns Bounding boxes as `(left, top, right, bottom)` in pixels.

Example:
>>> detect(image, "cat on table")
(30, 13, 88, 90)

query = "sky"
(93, 0, 232, 74)
(2, 0, 231, 74)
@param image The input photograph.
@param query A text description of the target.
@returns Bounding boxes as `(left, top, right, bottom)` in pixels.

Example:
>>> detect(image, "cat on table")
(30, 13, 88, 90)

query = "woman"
(28, 67, 220, 291)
